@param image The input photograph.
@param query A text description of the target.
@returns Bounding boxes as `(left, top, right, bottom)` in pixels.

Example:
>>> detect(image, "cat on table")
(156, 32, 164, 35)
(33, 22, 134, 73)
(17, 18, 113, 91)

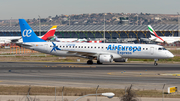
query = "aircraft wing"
(67, 50, 97, 57)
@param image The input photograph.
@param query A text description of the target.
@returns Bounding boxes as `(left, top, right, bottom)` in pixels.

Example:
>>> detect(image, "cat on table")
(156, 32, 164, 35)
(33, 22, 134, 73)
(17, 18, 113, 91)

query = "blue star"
(50, 42, 61, 53)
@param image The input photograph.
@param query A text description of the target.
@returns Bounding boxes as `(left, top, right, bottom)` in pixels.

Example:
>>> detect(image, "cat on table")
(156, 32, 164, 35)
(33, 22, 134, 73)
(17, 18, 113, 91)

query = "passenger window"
(66, 46, 68, 48)
(98, 47, 100, 49)
(75, 46, 77, 48)
(81, 46, 83, 48)
(69, 46, 71, 48)
(91, 46, 93, 48)
(106, 47, 107, 49)
(94, 47, 96, 48)
(63, 46, 65, 48)
(88, 46, 89, 48)
(146, 48, 148, 50)
(102, 47, 103, 49)
(84, 46, 86, 48)
(60, 46, 61, 48)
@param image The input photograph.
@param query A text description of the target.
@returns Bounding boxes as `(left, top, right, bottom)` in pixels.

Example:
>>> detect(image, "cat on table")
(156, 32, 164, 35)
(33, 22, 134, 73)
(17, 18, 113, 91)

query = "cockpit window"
(158, 47, 167, 50)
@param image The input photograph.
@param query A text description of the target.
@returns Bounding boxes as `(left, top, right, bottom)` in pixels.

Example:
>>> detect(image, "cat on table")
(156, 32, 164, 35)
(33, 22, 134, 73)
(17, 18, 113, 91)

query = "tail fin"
(41, 25, 57, 40)
(148, 25, 164, 42)
(19, 19, 46, 42)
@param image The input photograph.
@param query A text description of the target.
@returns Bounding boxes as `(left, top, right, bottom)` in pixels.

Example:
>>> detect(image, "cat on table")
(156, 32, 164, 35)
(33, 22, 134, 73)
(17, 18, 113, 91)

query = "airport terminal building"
(0, 24, 179, 43)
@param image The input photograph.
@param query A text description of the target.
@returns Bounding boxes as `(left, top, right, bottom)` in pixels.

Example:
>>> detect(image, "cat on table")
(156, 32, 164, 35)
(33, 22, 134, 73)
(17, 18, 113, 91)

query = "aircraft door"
(150, 47, 154, 55)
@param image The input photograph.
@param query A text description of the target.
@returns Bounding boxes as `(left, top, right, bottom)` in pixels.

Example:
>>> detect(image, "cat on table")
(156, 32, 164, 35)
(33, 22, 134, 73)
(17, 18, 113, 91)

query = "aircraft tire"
(97, 60, 102, 64)
(87, 60, 93, 64)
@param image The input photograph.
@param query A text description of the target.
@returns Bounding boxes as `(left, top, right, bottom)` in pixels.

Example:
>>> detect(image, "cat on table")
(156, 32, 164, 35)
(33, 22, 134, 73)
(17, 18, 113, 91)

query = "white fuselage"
(23, 42, 174, 59)
(149, 36, 180, 44)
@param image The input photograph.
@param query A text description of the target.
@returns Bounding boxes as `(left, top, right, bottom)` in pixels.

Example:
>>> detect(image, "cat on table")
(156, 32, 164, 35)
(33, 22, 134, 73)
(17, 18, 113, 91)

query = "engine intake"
(98, 55, 113, 63)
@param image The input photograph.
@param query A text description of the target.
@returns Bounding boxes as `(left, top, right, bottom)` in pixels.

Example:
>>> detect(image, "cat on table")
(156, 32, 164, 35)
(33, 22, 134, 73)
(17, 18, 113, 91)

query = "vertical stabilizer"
(148, 25, 164, 42)
(41, 25, 57, 40)
(19, 19, 46, 42)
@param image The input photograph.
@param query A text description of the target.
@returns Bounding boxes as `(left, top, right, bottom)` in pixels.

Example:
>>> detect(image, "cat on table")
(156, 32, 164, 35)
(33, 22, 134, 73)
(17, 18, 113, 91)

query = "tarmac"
(0, 62, 180, 90)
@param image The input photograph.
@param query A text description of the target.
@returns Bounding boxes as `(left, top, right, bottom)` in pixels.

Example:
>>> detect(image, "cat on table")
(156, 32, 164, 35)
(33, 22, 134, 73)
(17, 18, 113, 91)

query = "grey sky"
(0, 0, 180, 20)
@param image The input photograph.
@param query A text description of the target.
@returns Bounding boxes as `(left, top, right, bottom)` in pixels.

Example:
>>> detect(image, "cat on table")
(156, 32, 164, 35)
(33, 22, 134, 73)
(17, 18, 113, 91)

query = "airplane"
(148, 25, 180, 44)
(0, 25, 57, 44)
(18, 19, 174, 66)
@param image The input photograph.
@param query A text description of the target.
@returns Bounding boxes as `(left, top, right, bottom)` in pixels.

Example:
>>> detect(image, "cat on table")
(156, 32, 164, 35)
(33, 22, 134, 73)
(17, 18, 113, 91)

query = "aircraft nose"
(167, 52, 174, 58)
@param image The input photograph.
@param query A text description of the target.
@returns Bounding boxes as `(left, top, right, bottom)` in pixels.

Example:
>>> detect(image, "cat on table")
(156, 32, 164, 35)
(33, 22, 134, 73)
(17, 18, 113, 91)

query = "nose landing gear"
(154, 59, 158, 66)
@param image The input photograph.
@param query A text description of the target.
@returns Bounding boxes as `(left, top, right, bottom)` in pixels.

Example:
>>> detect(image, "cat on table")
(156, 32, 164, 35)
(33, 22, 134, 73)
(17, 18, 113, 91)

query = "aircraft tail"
(19, 19, 46, 42)
(148, 25, 164, 42)
(41, 25, 57, 40)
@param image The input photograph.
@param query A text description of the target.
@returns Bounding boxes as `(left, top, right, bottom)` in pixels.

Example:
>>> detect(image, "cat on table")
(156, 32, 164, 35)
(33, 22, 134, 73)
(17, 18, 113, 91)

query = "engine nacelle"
(114, 58, 128, 62)
(98, 55, 113, 63)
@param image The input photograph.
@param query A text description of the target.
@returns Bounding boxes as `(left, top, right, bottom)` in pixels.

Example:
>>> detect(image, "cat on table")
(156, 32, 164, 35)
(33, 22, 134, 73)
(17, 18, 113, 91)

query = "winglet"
(19, 19, 46, 42)
(41, 25, 57, 40)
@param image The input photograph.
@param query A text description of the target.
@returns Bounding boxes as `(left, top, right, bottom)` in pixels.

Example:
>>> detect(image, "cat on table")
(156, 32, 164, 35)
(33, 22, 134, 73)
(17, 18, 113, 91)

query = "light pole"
(69, 15, 70, 25)
(137, 14, 138, 25)
(38, 15, 41, 36)
(74, 92, 115, 101)
(104, 13, 106, 43)
(10, 17, 12, 27)
(177, 12, 180, 36)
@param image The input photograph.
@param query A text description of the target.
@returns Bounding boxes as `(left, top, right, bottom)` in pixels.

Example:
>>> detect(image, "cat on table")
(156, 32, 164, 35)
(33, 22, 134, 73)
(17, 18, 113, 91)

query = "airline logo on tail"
(41, 25, 57, 40)
(22, 29, 32, 37)
(19, 19, 46, 42)
(148, 25, 164, 42)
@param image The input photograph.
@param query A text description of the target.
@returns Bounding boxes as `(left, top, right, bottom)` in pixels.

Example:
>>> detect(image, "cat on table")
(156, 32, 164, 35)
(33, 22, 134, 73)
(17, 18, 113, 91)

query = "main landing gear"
(87, 60, 93, 64)
(97, 60, 102, 64)
(154, 59, 158, 66)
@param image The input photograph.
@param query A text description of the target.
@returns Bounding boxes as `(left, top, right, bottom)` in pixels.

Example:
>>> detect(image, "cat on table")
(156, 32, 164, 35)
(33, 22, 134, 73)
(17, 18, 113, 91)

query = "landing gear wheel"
(87, 60, 93, 64)
(97, 60, 102, 64)
(154, 62, 158, 66)
(154, 59, 158, 66)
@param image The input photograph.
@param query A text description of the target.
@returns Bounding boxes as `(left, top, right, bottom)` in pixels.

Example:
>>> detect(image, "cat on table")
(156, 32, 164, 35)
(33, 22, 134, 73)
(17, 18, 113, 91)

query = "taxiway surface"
(0, 62, 180, 90)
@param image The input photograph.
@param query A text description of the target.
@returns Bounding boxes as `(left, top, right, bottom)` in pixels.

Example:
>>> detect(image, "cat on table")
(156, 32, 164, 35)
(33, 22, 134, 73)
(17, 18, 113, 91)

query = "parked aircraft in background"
(18, 19, 174, 66)
(148, 25, 180, 44)
(0, 25, 57, 44)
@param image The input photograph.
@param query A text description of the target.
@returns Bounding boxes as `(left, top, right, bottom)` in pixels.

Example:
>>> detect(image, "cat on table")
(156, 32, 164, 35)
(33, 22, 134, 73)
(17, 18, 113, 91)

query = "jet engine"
(97, 55, 113, 63)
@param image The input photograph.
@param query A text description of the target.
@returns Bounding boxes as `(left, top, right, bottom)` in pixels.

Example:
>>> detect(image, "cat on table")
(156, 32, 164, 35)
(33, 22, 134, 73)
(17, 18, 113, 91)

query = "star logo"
(50, 42, 61, 53)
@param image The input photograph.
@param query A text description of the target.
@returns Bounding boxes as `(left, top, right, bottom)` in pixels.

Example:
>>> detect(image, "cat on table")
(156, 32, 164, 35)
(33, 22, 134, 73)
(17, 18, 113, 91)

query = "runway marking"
(43, 65, 96, 68)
